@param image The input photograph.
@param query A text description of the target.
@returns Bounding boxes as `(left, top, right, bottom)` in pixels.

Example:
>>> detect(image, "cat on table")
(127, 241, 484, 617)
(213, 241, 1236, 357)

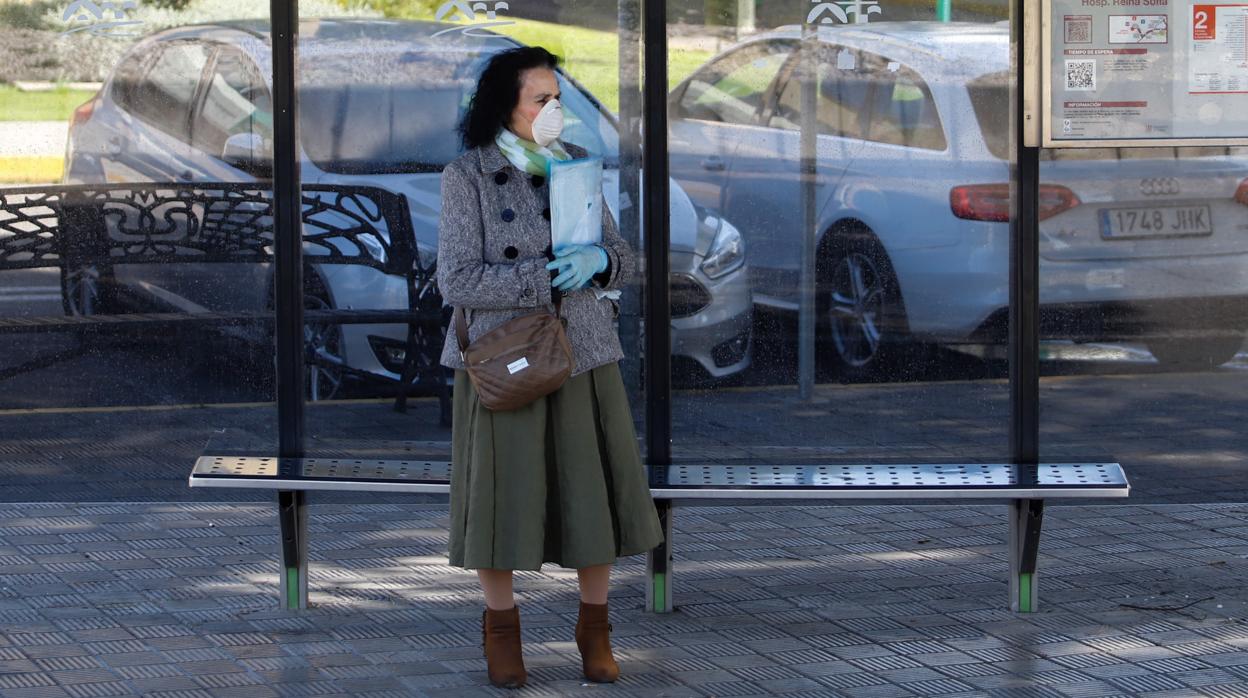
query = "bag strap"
(455, 293, 563, 353)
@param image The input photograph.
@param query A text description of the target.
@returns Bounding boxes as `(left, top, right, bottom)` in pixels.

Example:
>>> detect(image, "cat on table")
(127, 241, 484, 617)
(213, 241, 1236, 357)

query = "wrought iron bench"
(188, 455, 1129, 613)
(0, 182, 448, 415)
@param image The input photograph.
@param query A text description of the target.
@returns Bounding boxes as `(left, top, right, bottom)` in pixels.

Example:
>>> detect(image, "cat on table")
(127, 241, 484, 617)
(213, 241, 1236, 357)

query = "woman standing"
(436, 46, 665, 689)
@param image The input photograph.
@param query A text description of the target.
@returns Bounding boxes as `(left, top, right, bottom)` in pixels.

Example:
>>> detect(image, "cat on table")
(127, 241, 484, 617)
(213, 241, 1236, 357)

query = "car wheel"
(304, 281, 345, 401)
(1147, 336, 1243, 370)
(818, 227, 909, 381)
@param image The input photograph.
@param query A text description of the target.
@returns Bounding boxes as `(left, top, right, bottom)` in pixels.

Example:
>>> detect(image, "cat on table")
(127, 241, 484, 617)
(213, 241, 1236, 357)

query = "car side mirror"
(222, 132, 272, 177)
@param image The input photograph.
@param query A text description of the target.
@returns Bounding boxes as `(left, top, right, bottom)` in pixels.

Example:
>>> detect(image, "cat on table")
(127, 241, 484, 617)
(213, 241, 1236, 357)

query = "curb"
(0, 156, 63, 184)
(11, 81, 103, 92)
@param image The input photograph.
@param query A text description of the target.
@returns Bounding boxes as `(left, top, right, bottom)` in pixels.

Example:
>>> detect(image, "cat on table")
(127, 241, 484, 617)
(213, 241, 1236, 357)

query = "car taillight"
(71, 98, 97, 129)
(1236, 178, 1248, 206)
(950, 184, 1081, 222)
(950, 184, 1010, 221)
(1037, 185, 1081, 220)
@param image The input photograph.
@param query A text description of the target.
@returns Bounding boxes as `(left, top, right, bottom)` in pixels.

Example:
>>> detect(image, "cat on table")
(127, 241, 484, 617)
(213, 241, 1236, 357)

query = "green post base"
(646, 500, 674, 613)
(936, 0, 952, 21)
(284, 567, 302, 610)
(648, 571, 671, 613)
(1017, 572, 1034, 613)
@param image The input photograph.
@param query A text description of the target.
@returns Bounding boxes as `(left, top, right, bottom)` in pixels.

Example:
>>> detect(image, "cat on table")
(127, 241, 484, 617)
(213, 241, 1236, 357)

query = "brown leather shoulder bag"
(454, 297, 574, 411)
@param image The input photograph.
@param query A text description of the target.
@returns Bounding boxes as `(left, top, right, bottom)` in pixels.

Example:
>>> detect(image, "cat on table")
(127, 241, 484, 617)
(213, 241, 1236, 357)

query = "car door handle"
(178, 169, 193, 181)
(701, 156, 726, 172)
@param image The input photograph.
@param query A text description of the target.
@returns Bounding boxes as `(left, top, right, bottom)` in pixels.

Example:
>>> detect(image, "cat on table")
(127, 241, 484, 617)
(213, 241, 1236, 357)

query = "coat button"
(501, 208, 515, 222)
(494, 172, 508, 185)
(504, 245, 518, 259)
(530, 175, 545, 188)
(542, 207, 550, 221)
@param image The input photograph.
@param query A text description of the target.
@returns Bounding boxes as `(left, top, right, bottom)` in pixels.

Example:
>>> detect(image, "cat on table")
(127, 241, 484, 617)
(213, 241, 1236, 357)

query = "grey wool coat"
(437, 141, 635, 376)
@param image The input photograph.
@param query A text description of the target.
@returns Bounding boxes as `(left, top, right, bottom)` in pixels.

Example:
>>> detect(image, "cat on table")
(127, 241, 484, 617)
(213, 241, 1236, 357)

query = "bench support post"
(1008, 498, 1044, 613)
(646, 499, 674, 613)
(278, 490, 309, 610)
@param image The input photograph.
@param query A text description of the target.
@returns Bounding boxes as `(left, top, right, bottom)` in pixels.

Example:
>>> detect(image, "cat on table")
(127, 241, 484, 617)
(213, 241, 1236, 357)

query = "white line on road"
(0, 286, 61, 293)
(0, 285, 60, 303)
(0, 294, 60, 302)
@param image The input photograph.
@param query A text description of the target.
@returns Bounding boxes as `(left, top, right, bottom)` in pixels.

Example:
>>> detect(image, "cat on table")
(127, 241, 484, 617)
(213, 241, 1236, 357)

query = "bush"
(0, 0, 385, 84)
(146, 0, 194, 10)
(0, 0, 59, 31)
(335, 0, 441, 19)
(0, 27, 63, 82)
(703, 0, 738, 26)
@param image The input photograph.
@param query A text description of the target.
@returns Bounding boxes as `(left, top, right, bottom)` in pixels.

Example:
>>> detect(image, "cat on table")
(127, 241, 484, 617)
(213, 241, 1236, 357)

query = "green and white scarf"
(495, 128, 570, 176)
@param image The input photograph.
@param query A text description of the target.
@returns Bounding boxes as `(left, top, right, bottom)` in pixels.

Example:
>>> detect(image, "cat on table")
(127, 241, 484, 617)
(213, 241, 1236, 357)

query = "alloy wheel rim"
(304, 294, 343, 401)
(66, 266, 100, 316)
(828, 252, 885, 368)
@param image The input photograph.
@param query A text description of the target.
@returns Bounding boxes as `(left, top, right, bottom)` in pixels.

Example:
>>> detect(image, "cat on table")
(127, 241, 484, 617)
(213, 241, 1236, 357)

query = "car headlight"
(358, 233, 388, 265)
(699, 219, 744, 280)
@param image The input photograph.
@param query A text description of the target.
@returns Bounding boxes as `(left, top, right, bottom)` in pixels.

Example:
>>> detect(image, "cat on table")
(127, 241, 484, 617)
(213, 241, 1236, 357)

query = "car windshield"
(299, 47, 618, 174)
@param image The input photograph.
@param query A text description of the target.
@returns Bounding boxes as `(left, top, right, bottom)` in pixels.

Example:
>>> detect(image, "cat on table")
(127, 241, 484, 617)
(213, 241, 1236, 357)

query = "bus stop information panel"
(1042, 0, 1248, 146)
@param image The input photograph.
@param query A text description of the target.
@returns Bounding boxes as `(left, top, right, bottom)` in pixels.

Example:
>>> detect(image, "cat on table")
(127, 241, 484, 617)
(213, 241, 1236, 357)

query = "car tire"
(1147, 336, 1243, 370)
(817, 226, 910, 382)
(303, 274, 346, 401)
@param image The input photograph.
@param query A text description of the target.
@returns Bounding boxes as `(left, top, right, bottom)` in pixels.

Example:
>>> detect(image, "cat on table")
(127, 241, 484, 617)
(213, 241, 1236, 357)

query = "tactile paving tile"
(0, 501, 1246, 697)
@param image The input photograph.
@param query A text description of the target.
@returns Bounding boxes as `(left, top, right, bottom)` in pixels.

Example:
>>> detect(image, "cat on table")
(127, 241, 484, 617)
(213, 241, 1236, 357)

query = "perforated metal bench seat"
(190, 457, 1126, 498)
(190, 457, 1127, 613)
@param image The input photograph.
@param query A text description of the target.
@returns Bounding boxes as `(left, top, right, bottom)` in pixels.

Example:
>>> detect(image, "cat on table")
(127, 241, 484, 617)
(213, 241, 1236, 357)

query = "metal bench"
(0, 182, 448, 415)
(189, 455, 1129, 613)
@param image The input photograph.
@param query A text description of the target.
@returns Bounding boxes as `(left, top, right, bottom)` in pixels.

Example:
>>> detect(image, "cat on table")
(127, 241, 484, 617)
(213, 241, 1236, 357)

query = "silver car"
(670, 21, 1248, 375)
(63, 18, 753, 394)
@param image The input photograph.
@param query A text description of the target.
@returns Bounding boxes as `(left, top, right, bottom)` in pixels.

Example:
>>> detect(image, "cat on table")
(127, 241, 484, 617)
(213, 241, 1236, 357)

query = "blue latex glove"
(546, 244, 608, 292)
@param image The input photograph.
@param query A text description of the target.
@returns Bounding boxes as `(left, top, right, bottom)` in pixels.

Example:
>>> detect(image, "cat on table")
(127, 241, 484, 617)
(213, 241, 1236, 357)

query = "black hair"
(459, 46, 560, 150)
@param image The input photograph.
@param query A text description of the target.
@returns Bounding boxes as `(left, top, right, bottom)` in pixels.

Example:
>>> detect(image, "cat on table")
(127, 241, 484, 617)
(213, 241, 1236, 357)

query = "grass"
(418, 17, 715, 113)
(0, 84, 97, 122)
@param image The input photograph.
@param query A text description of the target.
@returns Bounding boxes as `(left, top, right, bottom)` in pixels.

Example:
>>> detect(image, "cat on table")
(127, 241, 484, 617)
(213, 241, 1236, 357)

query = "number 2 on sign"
(1193, 6, 1214, 40)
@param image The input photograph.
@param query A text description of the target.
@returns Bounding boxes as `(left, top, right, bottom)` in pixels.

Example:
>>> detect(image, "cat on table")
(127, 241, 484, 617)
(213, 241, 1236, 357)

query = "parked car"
(62, 18, 753, 396)
(669, 21, 1248, 375)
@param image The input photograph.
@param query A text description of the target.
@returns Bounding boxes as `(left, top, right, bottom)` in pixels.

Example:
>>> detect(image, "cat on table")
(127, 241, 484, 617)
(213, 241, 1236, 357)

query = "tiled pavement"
(3, 501, 1248, 697)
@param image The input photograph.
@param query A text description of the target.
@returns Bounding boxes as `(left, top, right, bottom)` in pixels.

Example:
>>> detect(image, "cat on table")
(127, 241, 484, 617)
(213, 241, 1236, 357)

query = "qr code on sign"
(1064, 15, 1092, 43)
(1065, 59, 1096, 91)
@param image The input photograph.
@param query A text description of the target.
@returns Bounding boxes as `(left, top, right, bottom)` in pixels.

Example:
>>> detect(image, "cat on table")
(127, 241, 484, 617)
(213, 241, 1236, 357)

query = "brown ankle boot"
(482, 605, 526, 688)
(575, 601, 620, 683)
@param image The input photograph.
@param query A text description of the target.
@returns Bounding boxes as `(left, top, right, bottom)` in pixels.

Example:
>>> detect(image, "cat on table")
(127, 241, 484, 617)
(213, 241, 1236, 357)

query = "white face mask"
(530, 99, 563, 147)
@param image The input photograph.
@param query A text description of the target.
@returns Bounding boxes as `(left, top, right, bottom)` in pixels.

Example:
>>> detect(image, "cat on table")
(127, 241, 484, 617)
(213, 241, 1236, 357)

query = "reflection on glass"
(669, 17, 1012, 463)
(0, 5, 280, 500)
(1040, 140, 1248, 499)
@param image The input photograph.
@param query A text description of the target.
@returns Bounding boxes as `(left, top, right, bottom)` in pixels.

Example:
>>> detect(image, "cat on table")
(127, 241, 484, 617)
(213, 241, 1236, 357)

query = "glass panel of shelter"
(0, 5, 278, 501)
(667, 0, 1012, 467)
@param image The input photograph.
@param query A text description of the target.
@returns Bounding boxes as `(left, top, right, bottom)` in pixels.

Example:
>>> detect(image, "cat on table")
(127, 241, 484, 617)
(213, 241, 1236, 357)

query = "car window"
(298, 51, 618, 175)
(192, 48, 273, 166)
(126, 42, 212, 143)
(554, 75, 618, 161)
(676, 41, 793, 125)
(967, 70, 1009, 160)
(769, 46, 873, 140)
(860, 53, 946, 150)
(110, 50, 151, 114)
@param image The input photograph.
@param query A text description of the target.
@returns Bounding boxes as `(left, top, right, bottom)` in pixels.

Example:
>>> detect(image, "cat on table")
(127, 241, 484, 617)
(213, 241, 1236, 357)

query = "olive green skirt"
(447, 361, 665, 570)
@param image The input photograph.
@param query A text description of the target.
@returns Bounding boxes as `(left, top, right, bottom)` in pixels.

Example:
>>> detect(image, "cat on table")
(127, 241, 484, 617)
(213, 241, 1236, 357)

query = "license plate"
(1099, 205, 1213, 239)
